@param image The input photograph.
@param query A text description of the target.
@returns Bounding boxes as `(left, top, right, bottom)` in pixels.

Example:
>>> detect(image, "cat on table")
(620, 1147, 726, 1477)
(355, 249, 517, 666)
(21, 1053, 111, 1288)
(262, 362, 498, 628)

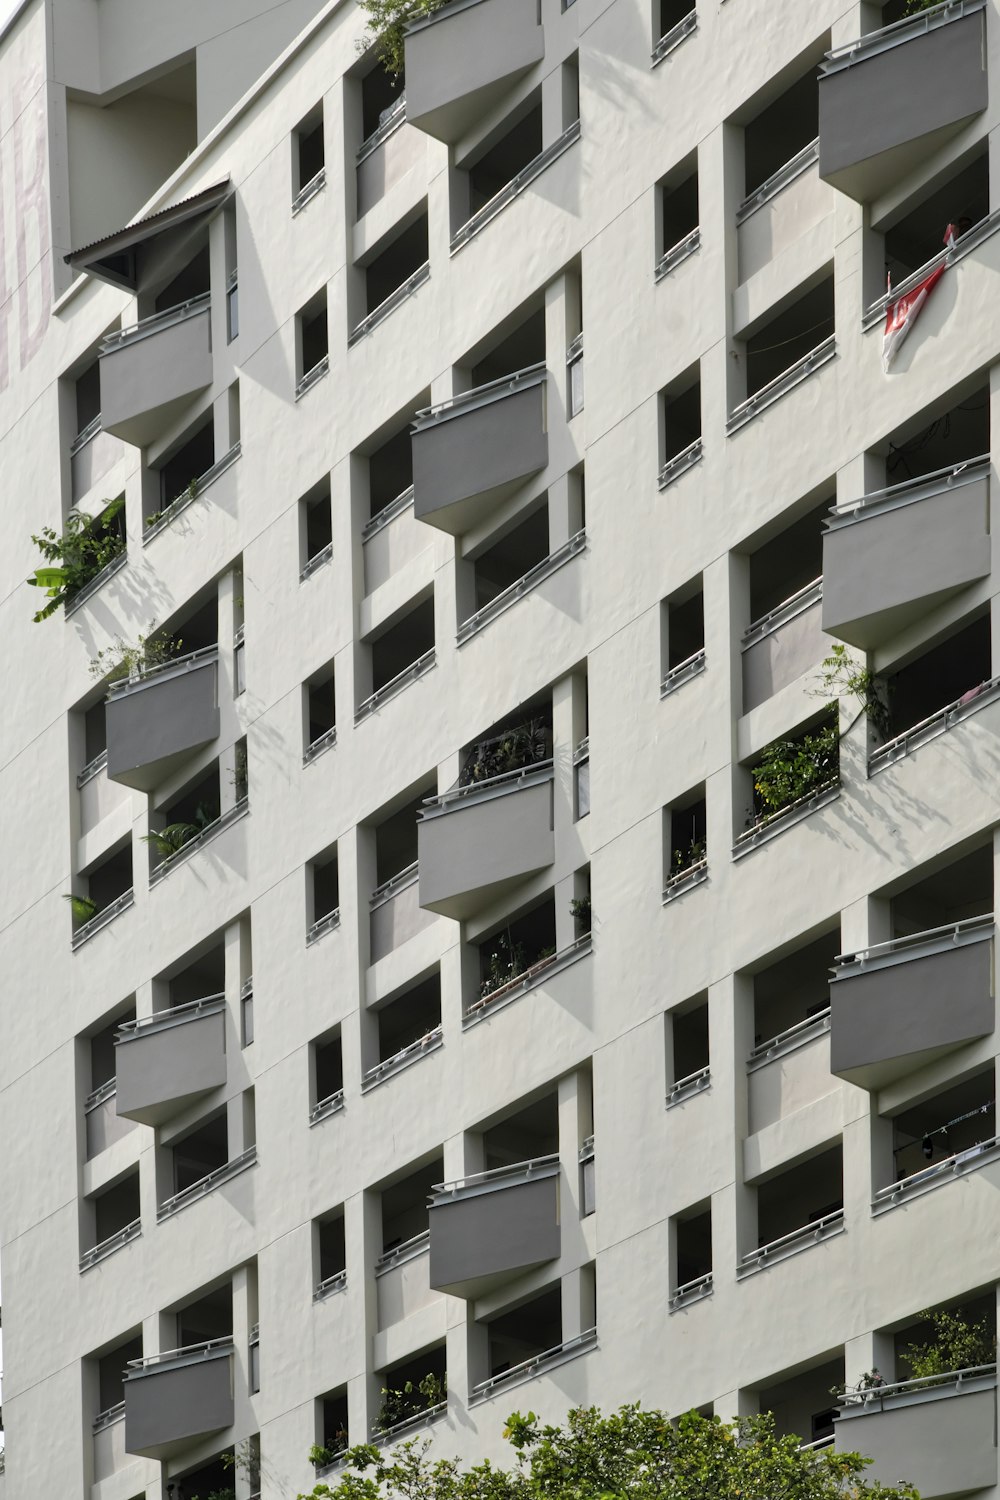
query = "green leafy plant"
(902, 1307, 997, 1381)
(750, 716, 838, 823)
(902, 0, 939, 13)
(310, 1438, 349, 1468)
(63, 893, 98, 925)
(832, 1369, 886, 1398)
(142, 802, 219, 861)
(462, 720, 552, 787)
(480, 934, 528, 998)
(144, 510, 163, 529)
(88, 629, 183, 685)
(569, 895, 591, 932)
(27, 497, 125, 621)
(375, 1371, 447, 1434)
(671, 837, 706, 875)
(356, 0, 447, 76)
(815, 644, 891, 738)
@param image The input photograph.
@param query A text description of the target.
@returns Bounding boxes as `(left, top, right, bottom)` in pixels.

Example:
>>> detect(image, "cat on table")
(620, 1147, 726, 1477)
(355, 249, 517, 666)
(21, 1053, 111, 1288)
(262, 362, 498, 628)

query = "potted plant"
(27, 497, 125, 621)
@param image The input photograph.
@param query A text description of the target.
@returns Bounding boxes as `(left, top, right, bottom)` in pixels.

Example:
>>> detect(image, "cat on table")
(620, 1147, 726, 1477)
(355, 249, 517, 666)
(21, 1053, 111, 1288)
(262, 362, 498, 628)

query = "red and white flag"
(882, 224, 957, 373)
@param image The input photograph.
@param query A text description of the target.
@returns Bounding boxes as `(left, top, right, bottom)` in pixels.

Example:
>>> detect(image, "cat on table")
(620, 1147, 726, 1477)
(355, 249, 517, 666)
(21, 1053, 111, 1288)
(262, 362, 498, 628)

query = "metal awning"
(65, 180, 231, 290)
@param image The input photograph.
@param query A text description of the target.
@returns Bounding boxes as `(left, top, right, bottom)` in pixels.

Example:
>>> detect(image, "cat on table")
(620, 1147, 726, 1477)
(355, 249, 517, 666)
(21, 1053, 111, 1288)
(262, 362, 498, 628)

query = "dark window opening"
(307, 663, 336, 746)
(376, 1345, 447, 1431)
(472, 503, 549, 612)
(158, 420, 215, 509)
(311, 848, 340, 925)
(670, 996, 709, 1082)
(658, 0, 695, 41)
(177, 1283, 233, 1347)
(154, 244, 210, 314)
(318, 1388, 350, 1461)
(675, 1202, 712, 1286)
(470, 308, 546, 387)
(883, 152, 988, 292)
(891, 844, 993, 938)
(485, 1286, 562, 1377)
(661, 168, 699, 252)
(97, 1336, 141, 1414)
(155, 764, 222, 849)
(745, 277, 834, 398)
(661, 377, 701, 468)
(318, 1214, 346, 1285)
(756, 1145, 842, 1247)
(377, 973, 441, 1062)
(885, 613, 992, 739)
(478, 894, 557, 999)
(744, 72, 818, 196)
(85, 843, 133, 913)
(760, 1359, 844, 1444)
(91, 1172, 140, 1246)
(468, 103, 542, 218)
(888, 1069, 995, 1185)
(752, 930, 840, 1047)
(365, 213, 428, 314)
(667, 792, 707, 877)
(665, 584, 704, 670)
(370, 597, 434, 693)
(298, 115, 326, 190)
(369, 421, 415, 519)
(894, 1294, 996, 1380)
(303, 481, 333, 564)
(484, 1092, 559, 1170)
(76, 361, 101, 435)
(884, 384, 989, 486)
(363, 66, 405, 140)
(300, 300, 330, 379)
(163, 941, 226, 1010)
(374, 792, 425, 885)
(85, 699, 107, 763)
(459, 696, 552, 785)
(314, 1032, 344, 1104)
(172, 1111, 229, 1196)
(748, 499, 829, 621)
(381, 1158, 442, 1253)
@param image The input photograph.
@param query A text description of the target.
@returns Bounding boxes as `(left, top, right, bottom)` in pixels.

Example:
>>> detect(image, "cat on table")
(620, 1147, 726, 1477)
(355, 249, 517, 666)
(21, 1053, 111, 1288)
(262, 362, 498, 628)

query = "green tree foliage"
(902, 1307, 997, 1381)
(356, 0, 446, 77)
(751, 715, 839, 819)
(295, 1405, 920, 1500)
(27, 497, 125, 621)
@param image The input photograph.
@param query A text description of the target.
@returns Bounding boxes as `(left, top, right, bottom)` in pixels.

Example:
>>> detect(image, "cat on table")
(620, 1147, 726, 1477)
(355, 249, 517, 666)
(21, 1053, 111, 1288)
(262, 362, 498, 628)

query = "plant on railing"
(142, 801, 220, 860)
(671, 837, 706, 877)
(814, 645, 891, 738)
(144, 510, 164, 529)
(461, 719, 552, 787)
(902, 0, 940, 13)
(357, 0, 445, 75)
(27, 497, 125, 621)
(63, 893, 98, 925)
(89, 628, 183, 686)
(374, 1371, 447, 1434)
(831, 1369, 886, 1399)
(310, 1436, 349, 1469)
(570, 895, 591, 934)
(748, 714, 838, 826)
(480, 934, 528, 998)
(901, 1307, 997, 1382)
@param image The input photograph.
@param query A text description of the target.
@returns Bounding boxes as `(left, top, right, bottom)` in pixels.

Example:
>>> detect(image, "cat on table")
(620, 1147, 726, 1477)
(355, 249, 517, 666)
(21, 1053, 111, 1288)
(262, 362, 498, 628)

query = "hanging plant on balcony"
(901, 1308, 997, 1383)
(749, 715, 839, 825)
(141, 802, 219, 861)
(671, 837, 706, 876)
(461, 719, 553, 787)
(357, 0, 446, 77)
(88, 627, 183, 686)
(374, 1371, 447, 1434)
(814, 644, 891, 739)
(63, 893, 98, 925)
(26, 497, 125, 621)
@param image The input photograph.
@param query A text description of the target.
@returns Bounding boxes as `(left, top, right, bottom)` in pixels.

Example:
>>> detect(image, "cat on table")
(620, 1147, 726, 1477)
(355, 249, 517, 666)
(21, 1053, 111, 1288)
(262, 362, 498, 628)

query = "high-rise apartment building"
(1, 0, 999, 1494)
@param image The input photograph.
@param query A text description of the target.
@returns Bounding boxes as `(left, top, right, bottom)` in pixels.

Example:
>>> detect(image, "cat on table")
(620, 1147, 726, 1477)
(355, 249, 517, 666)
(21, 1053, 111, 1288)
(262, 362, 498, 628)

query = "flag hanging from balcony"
(882, 224, 957, 373)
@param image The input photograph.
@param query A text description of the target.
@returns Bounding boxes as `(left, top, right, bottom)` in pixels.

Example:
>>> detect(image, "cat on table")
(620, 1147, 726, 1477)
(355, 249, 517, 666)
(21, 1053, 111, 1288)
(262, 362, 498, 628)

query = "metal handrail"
(652, 7, 696, 61)
(101, 292, 210, 350)
(869, 677, 1000, 772)
(566, 331, 583, 364)
(79, 1218, 141, 1271)
(431, 1153, 559, 1199)
(663, 857, 708, 898)
(71, 889, 134, 950)
(362, 485, 415, 539)
(836, 914, 993, 970)
(156, 1146, 257, 1220)
(375, 1228, 430, 1272)
(126, 1336, 234, 1372)
(310, 1088, 345, 1124)
(863, 214, 1000, 326)
(574, 735, 590, 763)
(357, 93, 407, 161)
(144, 442, 241, 544)
(304, 723, 338, 763)
(301, 541, 333, 581)
(414, 361, 546, 426)
(742, 1208, 844, 1264)
(93, 1401, 126, 1432)
(370, 860, 419, 906)
(473, 1328, 597, 1397)
(748, 1008, 830, 1064)
(661, 649, 706, 695)
(466, 933, 592, 1022)
(307, 907, 342, 945)
(736, 138, 819, 224)
(658, 437, 703, 488)
(314, 1268, 347, 1300)
(65, 549, 128, 618)
(655, 226, 700, 280)
(296, 354, 330, 398)
(735, 777, 839, 848)
(670, 1272, 713, 1306)
(458, 531, 586, 643)
(727, 335, 836, 431)
(838, 1363, 997, 1406)
(821, 0, 985, 72)
(116, 994, 224, 1039)
(77, 748, 109, 787)
(241, 975, 254, 999)
(105, 643, 218, 698)
(422, 757, 553, 814)
(451, 121, 581, 253)
(293, 166, 327, 214)
(69, 413, 103, 455)
(800, 1434, 835, 1450)
(149, 796, 249, 882)
(374, 1399, 448, 1442)
(580, 1134, 595, 1159)
(363, 1026, 443, 1088)
(828, 455, 990, 522)
(349, 262, 430, 345)
(355, 648, 435, 720)
(84, 1077, 117, 1112)
(742, 577, 823, 646)
(667, 1065, 710, 1103)
(874, 1133, 1000, 1204)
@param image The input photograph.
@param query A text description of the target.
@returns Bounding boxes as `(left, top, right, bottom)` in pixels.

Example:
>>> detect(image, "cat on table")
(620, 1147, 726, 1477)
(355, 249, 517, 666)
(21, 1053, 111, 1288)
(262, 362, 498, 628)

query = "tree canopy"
(356, 0, 446, 78)
(297, 1405, 920, 1500)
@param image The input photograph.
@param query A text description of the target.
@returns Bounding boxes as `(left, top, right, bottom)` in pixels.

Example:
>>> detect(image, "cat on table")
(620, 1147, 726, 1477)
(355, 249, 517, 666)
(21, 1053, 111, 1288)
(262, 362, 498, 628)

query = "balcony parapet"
(65, 551, 127, 617)
(355, 649, 436, 722)
(669, 1272, 713, 1310)
(652, 9, 696, 64)
(309, 1089, 345, 1126)
(101, 293, 210, 354)
(307, 907, 342, 946)
(296, 355, 329, 400)
(464, 933, 591, 1026)
(349, 262, 430, 346)
(471, 1329, 597, 1405)
(117, 995, 225, 1041)
(820, 0, 985, 75)
(156, 1145, 257, 1221)
(293, 167, 327, 215)
(429, 1154, 559, 1204)
(736, 138, 819, 225)
(303, 724, 337, 765)
(661, 649, 706, 697)
(655, 226, 700, 281)
(873, 1130, 1000, 1214)
(742, 578, 823, 647)
(313, 1268, 347, 1301)
(79, 1217, 141, 1272)
(148, 796, 248, 885)
(863, 215, 1000, 329)
(358, 96, 407, 163)
(375, 1229, 429, 1275)
(869, 677, 1000, 774)
(458, 530, 586, 644)
(747, 1008, 831, 1071)
(143, 442, 241, 545)
(666, 1065, 710, 1107)
(71, 889, 134, 951)
(77, 749, 109, 788)
(838, 1366, 997, 1411)
(662, 857, 707, 903)
(737, 1208, 844, 1277)
(414, 363, 545, 431)
(300, 542, 333, 582)
(733, 779, 840, 859)
(451, 121, 580, 254)
(372, 1399, 447, 1445)
(362, 1025, 443, 1091)
(826, 456, 990, 528)
(727, 336, 836, 434)
(658, 437, 703, 490)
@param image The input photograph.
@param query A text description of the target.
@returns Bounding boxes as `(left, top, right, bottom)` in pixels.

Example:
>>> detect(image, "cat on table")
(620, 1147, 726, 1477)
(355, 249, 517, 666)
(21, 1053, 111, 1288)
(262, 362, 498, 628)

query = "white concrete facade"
(2, 0, 1000, 1494)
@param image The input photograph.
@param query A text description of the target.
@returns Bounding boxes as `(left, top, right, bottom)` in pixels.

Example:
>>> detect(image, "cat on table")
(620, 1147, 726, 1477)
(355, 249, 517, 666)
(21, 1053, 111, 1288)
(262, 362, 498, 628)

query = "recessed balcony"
(105, 647, 220, 792)
(822, 457, 990, 650)
(835, 1367, 998, 1498)
(428, 1156, 560, 1299)
(830, 917, 995, 1091)
(115, 997, 227, 1126)
(411, 366, 548, 536)
(818, 2, 988, 204)
(404, 0, 544, 144)
(99, 295, 213, 448)
(123, 1339, 234, 1460)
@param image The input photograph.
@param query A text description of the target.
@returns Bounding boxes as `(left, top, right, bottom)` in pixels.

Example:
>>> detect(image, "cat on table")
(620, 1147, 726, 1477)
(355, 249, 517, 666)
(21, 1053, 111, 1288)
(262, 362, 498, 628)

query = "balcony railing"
(126, 1336, 234, 1373)
(293, 167, 327, 214)
(79, 1217, 141, 1272)
(669, 1272, 713, 1309)
(65, 550, 128, 617)
(300, 541, 333, 581)
(742, 577, 823, 647)
(373, 1398, 447, 1444)
(374, 1228, 430, 1274)
(370, 861, 419, 909)
(414, 361, 546, 427)
(362, 485, 415, 540)
(471, 1328, 597, 1403)
(838, 1364, 997, 1408)
(727, 335, 836, 434)
(355, 648, 436, 722)
(464, 933, 592, 1026)
(658, 437, 703, 490)
(106, 643, 218, 699)
(652, 8, 697, 63)
(451, 121, 581, 253)
(314, 1267, 347, 1301)
(101, 292, 211, 352)
(358, 94, 407, 162)
(820, 0, 986, 75)
(156, 1145, 257, 1221)
(71, 889, 134, 951)
(736, 139, 819, 225)
(666, 1065, 710, 1107)
(309, 1088, 345, 1125)
(662, 856, 708, 902)
(148, 796, 249, 886)
(424, 756, 552, 814)
(69, 413, 103, 456)
(77, 748, 109, 788)
(84, 1077, 117, 1113)
(739, 1208, 844, 1274)
(303, 724, 338, 765)
(655, 226, 700, 280)
(349, 262, 431, 346)
(361, 1025, 443, 1091)
(733, 777, 840, 858)
(834, 913, 994, 974)
(827, 455, 990, 525)
(458, 530, 587, 643)
(307, 907, 342, 946)
(430, 1153, 559, 1202)
(296, 355, 330, 400)
(869, 676, 1000, 775)
(94, 1400, 126, 1432)
(143, 441, 241, 543)
(747, 1008, 831, 1069)
(661, 648, 706, 697)
(873, 1129, 1000, 1213)
(116, 994, 225, 1041)
(864, 214, 1000, 328)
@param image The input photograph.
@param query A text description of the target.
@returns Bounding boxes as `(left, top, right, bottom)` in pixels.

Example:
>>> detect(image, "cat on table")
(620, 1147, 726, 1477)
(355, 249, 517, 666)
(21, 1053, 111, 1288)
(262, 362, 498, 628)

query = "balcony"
(742, 579, 825, 712)
(834, 1368, 997, 1497)
(831, 917, 994, 1091)
(115, 997, 226, 1126)
(105, 647, 220, 792)
(428, 1157, 560, 1299)
(99, 295, 213, 448)
(822, 458, 990, 651)
(370, 863, 437, 962)
(404, 0, 544, 144)
(123, 1339, 234, 1460)
(818, 1, 988, 204)
(418, 764, 554, 921)
(375, 1232, 438, 1329)
(736, 140, 829, 284)
(411, 366, 548, 535)
(84, 1079, 136, 1158)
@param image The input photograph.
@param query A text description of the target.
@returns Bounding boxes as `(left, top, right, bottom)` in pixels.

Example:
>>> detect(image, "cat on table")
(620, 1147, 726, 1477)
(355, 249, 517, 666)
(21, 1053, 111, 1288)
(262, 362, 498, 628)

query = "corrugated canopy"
(65, 180, 231, 290)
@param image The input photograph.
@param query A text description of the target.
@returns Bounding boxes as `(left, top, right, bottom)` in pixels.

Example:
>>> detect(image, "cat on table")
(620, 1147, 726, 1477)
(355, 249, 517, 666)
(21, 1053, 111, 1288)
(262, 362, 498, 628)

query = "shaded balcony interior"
(84, 695, 108, 766)
(224, 201, 238, 343)
(148, 760, 222, 865)
(85, 1007, 138, 1158)
(459, 693, 553, 787)
(89, 1009, 133, 1097)
(374, 972, 442, 1066)
(888, 844, 993, 940)
(665, 788, 707, 880)
(305, 660, 336, 753)
(316, 1209, 347, 1288)
(467, 497, 550, 615)
(168, 1109, 229, 1197)
(879, 147, 988, 296)
(294, 105, 325, 198)
(176, 1282, 234, 1348)
(152, 415, 215, 516)
(85, 1170, 140, 1253)
(367, 415, 416, 523)
(362, 63, 404, 143)
(674, 1200, 712, 1289)
(748, 499, 827, 622)
(381, 1156, 443, 1256)
(75, 839, 133, 924)
(659, 369, 701, 475)
(892, 1294, 996, 1380)
(317, 1387, 350, 1460)
(161, 935, 225, 1011)
(657, 0, 695, 46)
(75, 358, 101, 441)
(662, 578, 704, 679)
(743, 68, 818, 198)
(375, 791, 424, 888)
(361, 209, 428, 316)
(313, 1028, 344, 1113)
(457, 93, 542, 227)
(658, 157, 698, 259)
(95, 1334, 142, 1418)
(754, 1144, 843, 1248)
(668, 992, 709, 1086)
(752, 930, 839, 1050)
(480, 1284, 563, 1381)
(477, 893, 557, 1001)
(470, 306, 547, 389)
(152, 242, 210, 316)
(881, 383, 990, 487)
(882, 1067, 996, 1188)
(743, 274, 834, 398)
(309, 844, 340, 931)
(377, 1343, 447, 1426)
(882, 611, 991, 741)
(174, 1451, 238, 1499)
(367, 594, 435, 697)
(756, 1357, 843, 1443)
(297, 290, 329, 387)
(743, 709, 838, 827)
(482, 1090, 559, 1170)
(301, 477, 333, 570)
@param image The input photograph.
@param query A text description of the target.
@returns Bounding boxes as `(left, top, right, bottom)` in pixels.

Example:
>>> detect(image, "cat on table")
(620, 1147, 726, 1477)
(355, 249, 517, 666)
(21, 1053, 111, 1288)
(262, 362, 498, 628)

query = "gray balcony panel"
(100, 301, 213, 448)
(370, 876, 437, 963)
(818, 11, 987, 203)
(405, 0, 544, 144)
(124, 1348, 233, 1460)
(418, 775, 554, 919)
(86, 1091, 137, 1157)
(830, 939, 994, 1091)
(429, 1174, 560, 1298)
(822, 476, 990, 650)
(834, 1378, 997, 1498)
(106, 655, 220, 792)
(742, 593, 825, 712)
(115, 1007, 226, 1126)
(412, 380, 547, 535)
(357, 125, 425, 217)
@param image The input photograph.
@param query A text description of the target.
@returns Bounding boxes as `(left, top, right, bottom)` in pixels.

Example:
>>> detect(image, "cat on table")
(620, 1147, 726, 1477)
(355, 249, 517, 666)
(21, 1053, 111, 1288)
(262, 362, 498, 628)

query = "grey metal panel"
(115, 1009, 226, 1126)
(412, 381, 548, 536)
(821, 478, 990, 650)
(105, 657, 220, 792)
(835, 1384, 997, 1498)
(818, 13, 987, 202)
(742, 598, 826, 713)
(100, 302, 213, 447)
(429, 1173, 560, 1298)
(418, 777, 554, 919)
(405, 0, 544, 144)
(370, 879, 437, 963)
(830, 940, 994, 1091)
(124, 1350, 233, 1460)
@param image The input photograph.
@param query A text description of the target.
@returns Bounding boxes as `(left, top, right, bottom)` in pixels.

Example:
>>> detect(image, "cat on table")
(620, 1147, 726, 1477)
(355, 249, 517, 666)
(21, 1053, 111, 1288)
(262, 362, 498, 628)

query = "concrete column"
(231, 1264, 256, 1462)
(553, 671, 579, 950)
(711, 973, 755, 1262)
(989, 365, 1000, 674)
(558, 1069, 593, 1334)
(845, 1329, 895, 1389)
(715, 1385, 757, 1422)
(348, 1189, 383, 1439)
